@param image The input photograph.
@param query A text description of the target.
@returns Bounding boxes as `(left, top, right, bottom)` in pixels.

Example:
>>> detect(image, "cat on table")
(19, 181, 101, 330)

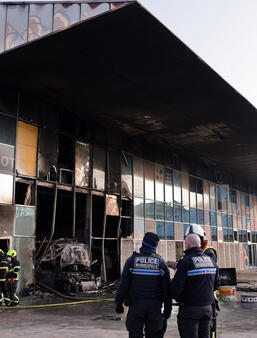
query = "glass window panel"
(75, 142, 90, 188)
(236, 191, 241, 216)
(210, 211, 217, 226)
(183, 223, 190, 239)
(228, 215, 233, 228)
(81, 3, 109, 20)
(145, 161, 154, 200)
(38, 129, 58, 180)
(228, 228, 234, 242)
(230, 189, 237, 215)
(15, 206, 35, 236)
(173, 171, 182, 204)
(222, 213, 228, 227)
(108, 150, 121, 194)
(204, 210, 210, 225)
(0, 143, 15, 175)
(203, 180, 210, 210)
(196, 179, 203, 209)
(211, 227, 218, 241)
(240, 192, 246, 217)
(183, 206, 190, 223)
(189, 176, 196, 208)
(16, 122, 38, 177)
(134, 218, 144, 240)
(197, 209, 204, 225)
(164, 168, 173, 203)
(166, 222, 174, 240)
(223, 228, 228, 242)
(217, 212, 222, 227)
(155, 201, 165, 220)
(93, 145, 105, 191)
(133, 157, 143, 197)
(190, 208, 197, 223)
(0, 173, 13, 204)
(121, 154, 132, 197)
(0, 113, 16, 146)
(53, 4, 80, 31)
(134, 198, 144, 218)
(155, 165, 164, 201)
(145, 199, 154, 219)
(174, 205, 182, 222)
(165, 203, 173, 221)
(182, 174, 189, 207)
(0, 5, 6, 53)
(217, 185, 229, 211)
(210, 183, 216, 211)
(5, 5, 28, 50)
(28, 4, 53, 41)
(156, 221, 165, 239)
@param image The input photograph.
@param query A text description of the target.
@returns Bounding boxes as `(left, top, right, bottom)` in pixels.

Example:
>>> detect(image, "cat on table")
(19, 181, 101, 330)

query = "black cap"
(142, 232, 160, 249)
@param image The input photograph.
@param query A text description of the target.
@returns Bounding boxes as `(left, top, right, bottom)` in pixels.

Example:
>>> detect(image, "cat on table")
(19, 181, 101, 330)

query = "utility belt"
(125, 295, 162, 306)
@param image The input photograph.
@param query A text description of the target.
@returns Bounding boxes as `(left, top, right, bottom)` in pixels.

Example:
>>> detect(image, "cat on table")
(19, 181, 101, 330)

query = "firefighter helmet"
(6, 250, 17, 258)
(185, 224, 206, 241)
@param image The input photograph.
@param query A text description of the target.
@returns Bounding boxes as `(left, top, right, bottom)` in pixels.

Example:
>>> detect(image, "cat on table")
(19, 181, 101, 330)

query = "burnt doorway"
(91, 194, 121, 282)
(0, 239, 10, 252)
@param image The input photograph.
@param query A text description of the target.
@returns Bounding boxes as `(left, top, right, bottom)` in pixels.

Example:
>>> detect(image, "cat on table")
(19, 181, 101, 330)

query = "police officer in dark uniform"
(171, 234, 219, 338)
(115, 232, 172, 338)
(0, 249, 10, 306)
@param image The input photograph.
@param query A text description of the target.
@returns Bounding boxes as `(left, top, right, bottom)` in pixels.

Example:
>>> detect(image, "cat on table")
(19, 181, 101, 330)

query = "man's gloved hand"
(115, 304, 124, 314)
(9, 278, 15, 285)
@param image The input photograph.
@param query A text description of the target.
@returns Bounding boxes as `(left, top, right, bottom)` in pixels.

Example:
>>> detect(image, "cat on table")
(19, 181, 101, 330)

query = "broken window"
(92, 194, 104, 238)
(38, 129, 58, 180)
(106, 195, 119, 216)
(0, 173, 13, 204)
(0, 88, 17, 117)
(197, 179, 203, 209)
(15, 179, 35, 205)
(93, 146, 105, 191)
(58, 135, 74, 185)
(120, 199, 132, 238)
(16, 121, 38, 177)
(75, 141, 90, 188)
(121, 153, 132, 197)
(108, 150, 121, 194)
(75, 192, 89, 243)
(0, 239, 10, 253)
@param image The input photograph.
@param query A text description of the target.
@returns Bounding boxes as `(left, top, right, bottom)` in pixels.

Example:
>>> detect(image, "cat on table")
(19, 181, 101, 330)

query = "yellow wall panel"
(17, 122, 38, 177)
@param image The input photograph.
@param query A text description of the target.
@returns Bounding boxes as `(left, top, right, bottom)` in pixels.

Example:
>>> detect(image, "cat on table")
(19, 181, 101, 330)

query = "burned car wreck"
(36, 238, 101, 293)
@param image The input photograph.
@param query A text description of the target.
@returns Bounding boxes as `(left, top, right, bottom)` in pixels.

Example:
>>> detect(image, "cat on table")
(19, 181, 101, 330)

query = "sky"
(140, 0, 257, 108)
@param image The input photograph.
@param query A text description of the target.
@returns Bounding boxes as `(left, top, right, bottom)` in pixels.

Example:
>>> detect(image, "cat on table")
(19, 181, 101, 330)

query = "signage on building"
(0, 143, 14, 174)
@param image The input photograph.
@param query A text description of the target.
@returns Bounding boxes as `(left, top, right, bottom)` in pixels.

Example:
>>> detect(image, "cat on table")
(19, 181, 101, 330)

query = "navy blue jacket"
(171, 247, 219, 306)
(116, 246, 172, 316)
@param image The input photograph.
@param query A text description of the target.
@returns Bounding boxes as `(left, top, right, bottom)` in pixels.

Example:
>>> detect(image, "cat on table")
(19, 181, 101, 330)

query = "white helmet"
(185, 224, 206, 240)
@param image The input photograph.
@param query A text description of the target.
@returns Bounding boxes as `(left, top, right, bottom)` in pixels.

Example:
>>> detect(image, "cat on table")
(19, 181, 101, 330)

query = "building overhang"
(0, 2, 257, 181)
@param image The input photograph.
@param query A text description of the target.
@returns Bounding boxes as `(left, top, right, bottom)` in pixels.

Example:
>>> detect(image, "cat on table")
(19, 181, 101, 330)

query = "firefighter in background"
(6, 250, 20, 306)
(0, 249, 10, 306)
(167, 224, 219, 338)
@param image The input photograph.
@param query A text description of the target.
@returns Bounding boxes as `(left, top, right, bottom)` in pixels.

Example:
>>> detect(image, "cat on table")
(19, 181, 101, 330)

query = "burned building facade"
(0, 1, 257, 291)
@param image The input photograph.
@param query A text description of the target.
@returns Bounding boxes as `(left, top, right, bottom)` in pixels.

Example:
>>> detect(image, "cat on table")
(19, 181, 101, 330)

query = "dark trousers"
(177, 305, 212, 338)
(7, 281, 19, 306)
(0, 281, 10, 305)
(126, 298, 163, 338)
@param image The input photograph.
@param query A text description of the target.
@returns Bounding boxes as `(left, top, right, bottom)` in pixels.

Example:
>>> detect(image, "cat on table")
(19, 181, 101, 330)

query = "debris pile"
(36, 238, 101, 293)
